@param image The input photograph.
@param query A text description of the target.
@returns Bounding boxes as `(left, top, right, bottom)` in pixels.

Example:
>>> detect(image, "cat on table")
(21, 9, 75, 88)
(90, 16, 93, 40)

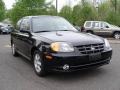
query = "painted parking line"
(4, 45, 11, 48)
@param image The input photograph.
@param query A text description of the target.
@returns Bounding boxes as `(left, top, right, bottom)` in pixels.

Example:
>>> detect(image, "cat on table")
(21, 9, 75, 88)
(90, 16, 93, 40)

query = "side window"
(92, 22, 100, 28)
(104, 23, 109, 28)
(20, 19, 30, 31)
(100, 22, 104, 28)
(85, 22, 91, 27)
(101, 22, 109, 28)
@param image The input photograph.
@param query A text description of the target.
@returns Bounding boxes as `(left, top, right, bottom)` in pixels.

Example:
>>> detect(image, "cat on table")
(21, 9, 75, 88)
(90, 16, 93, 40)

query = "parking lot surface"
(0, 35, 120, 90)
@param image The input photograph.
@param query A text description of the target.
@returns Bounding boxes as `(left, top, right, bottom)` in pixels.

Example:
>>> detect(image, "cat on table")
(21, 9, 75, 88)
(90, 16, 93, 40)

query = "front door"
(98, 22, 112, 36)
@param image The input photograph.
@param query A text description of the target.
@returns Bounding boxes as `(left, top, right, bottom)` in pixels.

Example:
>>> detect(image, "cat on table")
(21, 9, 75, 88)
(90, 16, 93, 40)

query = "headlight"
(104, 39, 111, 50)
(51, 42, 74, 52)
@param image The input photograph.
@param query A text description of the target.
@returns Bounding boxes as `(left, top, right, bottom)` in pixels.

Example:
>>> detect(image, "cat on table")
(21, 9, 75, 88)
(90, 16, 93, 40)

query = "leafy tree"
(0, 0, 5, 21)
(72, 5, 82, 26)
(98, 2, 111, 20)
(72, 2, 97, 26)
(59, 5, 73, 23)
(9, 0, 50, 26)
(47, 5, 56, 15)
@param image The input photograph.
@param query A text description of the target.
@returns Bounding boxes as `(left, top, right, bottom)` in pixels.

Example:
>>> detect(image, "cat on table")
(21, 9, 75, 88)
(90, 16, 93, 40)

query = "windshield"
(32, 16, 77, 32)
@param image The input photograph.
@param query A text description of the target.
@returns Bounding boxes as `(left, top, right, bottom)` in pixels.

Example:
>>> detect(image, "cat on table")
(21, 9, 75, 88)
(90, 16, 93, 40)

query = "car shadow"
(15, 54, 108, 82)
(45, 67, 107, 81)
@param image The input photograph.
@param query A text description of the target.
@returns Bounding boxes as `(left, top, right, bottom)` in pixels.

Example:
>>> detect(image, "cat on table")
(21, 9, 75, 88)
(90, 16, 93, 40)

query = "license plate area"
(89, 53, 101, 61)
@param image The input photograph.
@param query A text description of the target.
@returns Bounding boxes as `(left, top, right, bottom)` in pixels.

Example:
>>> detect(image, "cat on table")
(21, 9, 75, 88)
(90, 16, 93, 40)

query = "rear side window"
(85, 22, 91, 27)
(92, 22, 100, 28)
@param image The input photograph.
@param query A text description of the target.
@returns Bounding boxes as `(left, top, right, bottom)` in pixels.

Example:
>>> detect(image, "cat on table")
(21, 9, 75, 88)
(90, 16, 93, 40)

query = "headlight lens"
(51, 42, 74, 52)
(104, 39, 111, 50)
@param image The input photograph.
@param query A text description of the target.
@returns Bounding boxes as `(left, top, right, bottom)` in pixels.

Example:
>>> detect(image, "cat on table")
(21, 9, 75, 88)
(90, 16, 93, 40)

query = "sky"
(3, 0, 80, 10)
(3, 0, 102, 10)
(4, 0, 16, 9)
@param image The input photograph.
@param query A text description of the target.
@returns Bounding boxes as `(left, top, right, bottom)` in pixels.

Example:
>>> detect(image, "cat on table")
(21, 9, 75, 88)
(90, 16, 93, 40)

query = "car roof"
(23, 15, 62, 19)
(85, 21, 104, 22)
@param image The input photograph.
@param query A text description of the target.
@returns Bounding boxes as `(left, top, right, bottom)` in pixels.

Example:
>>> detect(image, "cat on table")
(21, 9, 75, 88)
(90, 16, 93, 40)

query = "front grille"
(76, 43, 104, 54)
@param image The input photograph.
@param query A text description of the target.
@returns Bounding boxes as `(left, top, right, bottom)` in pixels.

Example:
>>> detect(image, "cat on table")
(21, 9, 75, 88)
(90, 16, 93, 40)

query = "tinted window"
(32, 17, 76, 32)
(20, 19, 30, 31)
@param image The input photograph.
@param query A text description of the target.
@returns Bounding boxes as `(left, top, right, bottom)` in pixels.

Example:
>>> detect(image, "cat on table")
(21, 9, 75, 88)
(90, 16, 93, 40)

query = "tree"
(98, 2, 111, 20)
(0, 0, 5, 21)
(9, 0, 50, 26)
(47, 5, 56, 15)
(110, 0, 117, 13)
(72, 2, 97, 26)
(72, 5, 82, 26)
(59, 5, 73, 23)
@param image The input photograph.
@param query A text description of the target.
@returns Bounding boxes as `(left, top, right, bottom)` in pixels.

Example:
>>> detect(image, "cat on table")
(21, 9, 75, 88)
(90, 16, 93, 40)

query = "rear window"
(85, 22, 91, 27)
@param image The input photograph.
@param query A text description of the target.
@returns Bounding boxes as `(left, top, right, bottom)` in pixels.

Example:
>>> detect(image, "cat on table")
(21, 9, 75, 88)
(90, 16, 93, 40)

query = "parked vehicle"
(74, 26, 81, 31)
(83, 21, 120, 39)
(0, 26, 9, 34)
(0, 24, 13, 34)
(11, 16, 112, 77)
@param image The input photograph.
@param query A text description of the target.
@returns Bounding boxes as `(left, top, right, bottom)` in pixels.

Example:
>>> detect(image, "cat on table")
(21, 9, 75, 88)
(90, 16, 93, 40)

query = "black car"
(11, 16, 112, 77)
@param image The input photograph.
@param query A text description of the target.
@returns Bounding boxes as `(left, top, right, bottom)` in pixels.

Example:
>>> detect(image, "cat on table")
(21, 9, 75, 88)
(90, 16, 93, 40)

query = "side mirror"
(106, 26, 109, 28)
(20, 30, 32, 37)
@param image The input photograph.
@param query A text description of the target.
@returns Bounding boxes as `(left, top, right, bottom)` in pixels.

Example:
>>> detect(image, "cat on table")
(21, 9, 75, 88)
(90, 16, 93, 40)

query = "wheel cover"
(115, 33, 120, 39)
(34, 54, 42, 73)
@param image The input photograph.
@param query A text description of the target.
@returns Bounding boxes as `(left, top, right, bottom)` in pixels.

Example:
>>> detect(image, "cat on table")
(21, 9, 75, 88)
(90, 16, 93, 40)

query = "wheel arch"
(113, 31, 120, 36)
(86, 30, 94, 33)
(31, 46, 38, 60)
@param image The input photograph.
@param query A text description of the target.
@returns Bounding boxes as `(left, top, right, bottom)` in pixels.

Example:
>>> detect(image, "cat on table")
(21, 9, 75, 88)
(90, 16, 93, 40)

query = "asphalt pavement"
(0, 35, 120, 90)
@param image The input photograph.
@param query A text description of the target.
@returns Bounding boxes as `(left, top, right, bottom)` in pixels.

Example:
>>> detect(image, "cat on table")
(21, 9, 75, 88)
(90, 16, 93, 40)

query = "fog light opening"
(45, 55, 53, 61)
(63, 64, 69, 70)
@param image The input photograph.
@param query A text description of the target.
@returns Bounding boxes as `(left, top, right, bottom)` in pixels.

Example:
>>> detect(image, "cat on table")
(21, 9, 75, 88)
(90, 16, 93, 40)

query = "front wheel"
(33, 51, 47, 77)
(114, 32, 120, 39)
(11, 43, 19, 56)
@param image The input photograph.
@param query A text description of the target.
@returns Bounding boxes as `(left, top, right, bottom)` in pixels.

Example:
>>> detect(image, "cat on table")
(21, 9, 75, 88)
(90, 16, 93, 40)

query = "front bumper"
(43, 50, 112, 72)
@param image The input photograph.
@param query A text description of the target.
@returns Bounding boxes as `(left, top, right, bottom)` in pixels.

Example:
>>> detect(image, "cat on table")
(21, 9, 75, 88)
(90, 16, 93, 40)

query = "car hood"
(34, 31, 104, 46)
(110, 25, 120, 30)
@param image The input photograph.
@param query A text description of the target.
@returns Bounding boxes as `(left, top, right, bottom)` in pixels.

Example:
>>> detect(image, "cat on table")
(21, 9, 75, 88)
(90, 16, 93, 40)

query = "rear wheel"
(11, 43, 19, 56)
(33, 50, 47, 77)
(114, 32, 120, 39)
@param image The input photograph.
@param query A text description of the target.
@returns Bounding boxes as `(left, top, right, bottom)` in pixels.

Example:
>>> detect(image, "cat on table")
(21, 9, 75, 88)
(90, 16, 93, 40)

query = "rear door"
(92, 21, 101, 35)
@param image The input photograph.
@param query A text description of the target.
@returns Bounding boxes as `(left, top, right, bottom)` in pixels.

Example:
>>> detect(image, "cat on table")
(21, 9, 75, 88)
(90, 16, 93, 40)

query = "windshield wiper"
(58, 30, 77, 32)
(34, 31, 50, 33)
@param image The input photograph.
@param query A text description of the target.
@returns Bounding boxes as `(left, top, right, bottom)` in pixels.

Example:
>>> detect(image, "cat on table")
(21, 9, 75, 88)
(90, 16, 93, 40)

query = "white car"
(83, 21, 120, 39)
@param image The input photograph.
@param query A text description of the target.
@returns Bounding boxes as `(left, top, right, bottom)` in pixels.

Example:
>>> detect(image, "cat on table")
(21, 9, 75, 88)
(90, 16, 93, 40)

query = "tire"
(0, 31, 3, 34)
(87, 30, 93, 34)
(33, 50, 47, 77)
(114, 32, 120, 39)
(11, 43, 19, 56)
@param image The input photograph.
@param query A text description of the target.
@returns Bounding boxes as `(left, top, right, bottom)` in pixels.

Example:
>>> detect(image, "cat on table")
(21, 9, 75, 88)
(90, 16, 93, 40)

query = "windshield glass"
(32, 16, 77, 32)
